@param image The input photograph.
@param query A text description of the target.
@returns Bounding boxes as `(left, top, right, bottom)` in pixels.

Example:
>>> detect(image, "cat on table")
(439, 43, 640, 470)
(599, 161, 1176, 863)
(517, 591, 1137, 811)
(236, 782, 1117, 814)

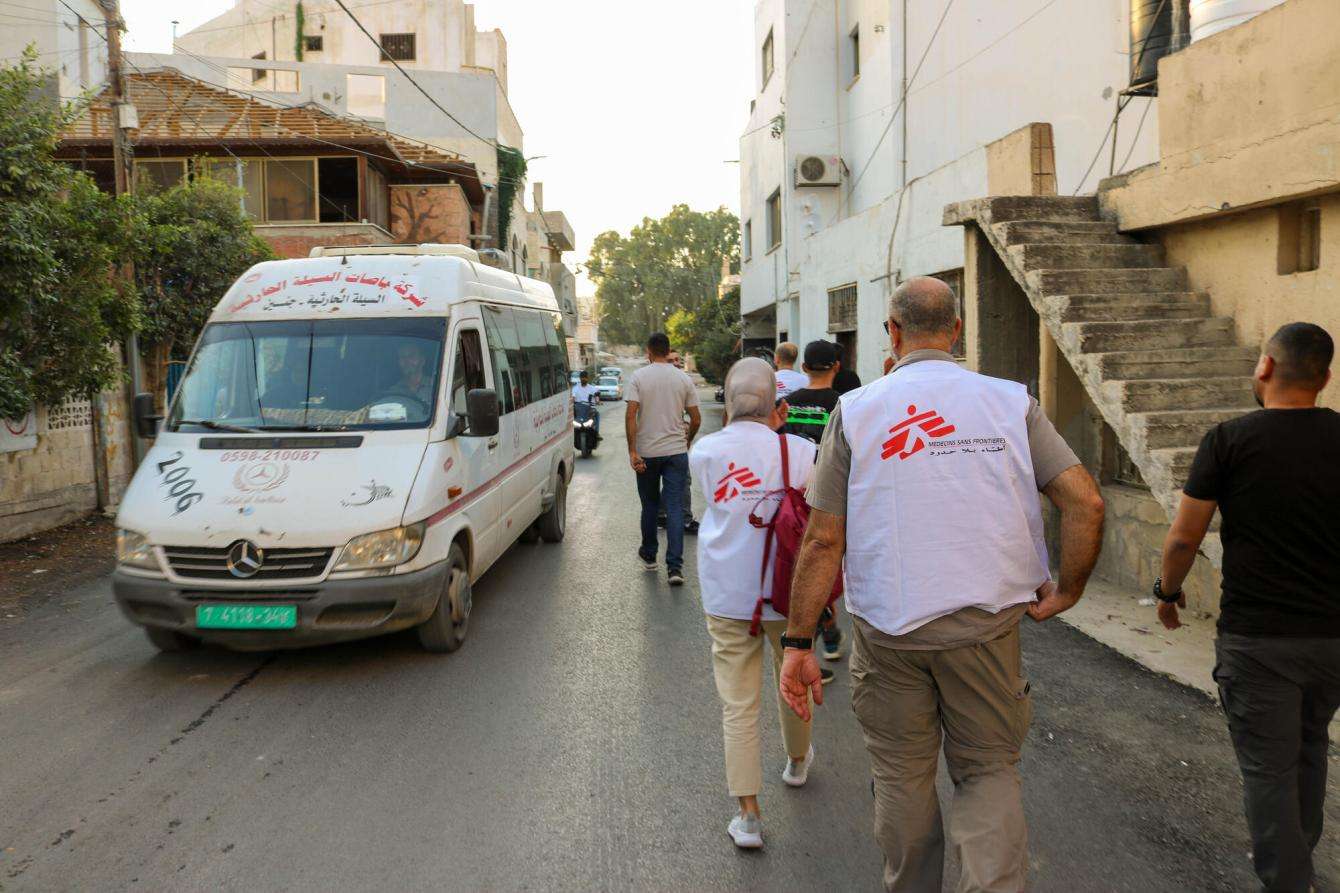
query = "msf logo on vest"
(882, 404, 956, 461)
(714, 463, 762, 503)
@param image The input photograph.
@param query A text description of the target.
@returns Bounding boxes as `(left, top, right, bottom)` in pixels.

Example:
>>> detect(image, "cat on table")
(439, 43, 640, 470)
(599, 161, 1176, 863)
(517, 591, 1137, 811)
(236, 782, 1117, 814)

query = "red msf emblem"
(714, 463, 762, 503)
(882, 404, 956, 460)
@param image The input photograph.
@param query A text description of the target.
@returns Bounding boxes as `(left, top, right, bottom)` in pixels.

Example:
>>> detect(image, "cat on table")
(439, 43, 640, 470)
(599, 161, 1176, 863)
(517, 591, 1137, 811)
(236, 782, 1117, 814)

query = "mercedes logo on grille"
(226, 540, 264, 578)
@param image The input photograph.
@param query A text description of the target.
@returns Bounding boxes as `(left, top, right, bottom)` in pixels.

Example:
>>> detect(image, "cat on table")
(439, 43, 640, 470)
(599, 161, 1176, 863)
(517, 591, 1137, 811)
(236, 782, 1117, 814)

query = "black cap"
(803, 340, 840, 371)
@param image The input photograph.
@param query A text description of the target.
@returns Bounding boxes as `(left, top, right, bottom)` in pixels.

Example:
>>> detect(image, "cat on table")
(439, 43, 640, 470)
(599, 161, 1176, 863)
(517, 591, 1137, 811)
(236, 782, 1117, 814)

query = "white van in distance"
(113, 244, 573, 653)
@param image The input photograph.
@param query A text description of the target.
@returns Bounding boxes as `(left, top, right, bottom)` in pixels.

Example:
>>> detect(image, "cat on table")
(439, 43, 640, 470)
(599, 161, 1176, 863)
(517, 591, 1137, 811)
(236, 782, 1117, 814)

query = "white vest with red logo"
(689, 421, 818, 621)
(838, 360, 1049, 636)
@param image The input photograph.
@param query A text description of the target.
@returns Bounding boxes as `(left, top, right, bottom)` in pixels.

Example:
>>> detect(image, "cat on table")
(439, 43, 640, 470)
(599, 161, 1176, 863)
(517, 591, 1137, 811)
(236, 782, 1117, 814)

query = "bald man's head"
(890, 277, 959, 337)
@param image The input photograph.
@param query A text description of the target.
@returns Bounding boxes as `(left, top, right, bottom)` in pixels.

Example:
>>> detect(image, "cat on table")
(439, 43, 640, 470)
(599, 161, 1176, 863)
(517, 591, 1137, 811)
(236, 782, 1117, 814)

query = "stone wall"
(1, 401, 98, 542)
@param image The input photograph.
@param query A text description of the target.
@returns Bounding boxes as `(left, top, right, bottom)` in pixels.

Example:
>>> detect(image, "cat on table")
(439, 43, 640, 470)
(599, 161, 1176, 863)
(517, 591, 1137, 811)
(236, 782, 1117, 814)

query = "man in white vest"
(778, 277, 1106, 892)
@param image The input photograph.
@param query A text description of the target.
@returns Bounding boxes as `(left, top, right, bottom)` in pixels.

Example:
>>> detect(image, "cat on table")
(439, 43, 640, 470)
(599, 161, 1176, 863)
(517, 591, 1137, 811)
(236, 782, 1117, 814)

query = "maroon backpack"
(747, 433, 843, 635)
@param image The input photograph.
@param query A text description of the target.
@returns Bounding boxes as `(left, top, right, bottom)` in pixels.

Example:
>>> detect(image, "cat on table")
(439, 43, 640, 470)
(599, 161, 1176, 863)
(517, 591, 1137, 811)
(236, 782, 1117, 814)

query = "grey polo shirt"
(809, 349, 1081, 650)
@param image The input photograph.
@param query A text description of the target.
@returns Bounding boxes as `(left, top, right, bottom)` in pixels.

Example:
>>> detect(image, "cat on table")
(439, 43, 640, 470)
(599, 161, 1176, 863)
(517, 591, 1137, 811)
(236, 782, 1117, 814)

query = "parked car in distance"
(569, 370, 584, 386)
(595, 376, 622, 401)
(598, 365, 622, 380)
(714, 385, 725, 403)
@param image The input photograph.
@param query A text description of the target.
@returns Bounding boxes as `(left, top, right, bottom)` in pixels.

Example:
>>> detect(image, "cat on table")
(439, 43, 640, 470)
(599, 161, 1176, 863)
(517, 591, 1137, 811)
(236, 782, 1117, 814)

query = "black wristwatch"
(779, 635, 814, 651)
(1153, 577, 1183, 604)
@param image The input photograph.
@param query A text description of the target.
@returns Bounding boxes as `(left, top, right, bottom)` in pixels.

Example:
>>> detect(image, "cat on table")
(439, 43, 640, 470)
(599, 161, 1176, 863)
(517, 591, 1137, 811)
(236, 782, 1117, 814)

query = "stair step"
(1105, 377, 1258, 413)
(995, 220, 1134, 246)
(1062, 317, 1237, 353)
(1151, 447, 1200, 482)
(1029, 267, 1188, 295)
(1010, 242, 1164, 270)
(1055, 300, 1211, 323)
(982, 196, 1101, 223)
(1091, 346, 1259, 381)
(1131, 408, 1253, 449)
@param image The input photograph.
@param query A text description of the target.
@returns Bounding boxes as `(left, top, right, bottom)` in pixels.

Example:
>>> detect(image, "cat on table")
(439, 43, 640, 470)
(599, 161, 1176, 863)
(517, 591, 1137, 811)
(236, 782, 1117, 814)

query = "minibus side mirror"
(133, 392, 163, 439)
(464, 388, 500, 437)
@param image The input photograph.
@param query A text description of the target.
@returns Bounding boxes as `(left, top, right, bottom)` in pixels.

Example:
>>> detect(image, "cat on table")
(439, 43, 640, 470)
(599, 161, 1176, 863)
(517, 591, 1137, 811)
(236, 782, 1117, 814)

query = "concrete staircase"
(944, 196, 1258, 567)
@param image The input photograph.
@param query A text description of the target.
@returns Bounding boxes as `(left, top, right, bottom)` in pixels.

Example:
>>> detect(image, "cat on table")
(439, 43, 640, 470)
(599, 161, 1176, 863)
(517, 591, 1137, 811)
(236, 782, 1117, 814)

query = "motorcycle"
(573, 400, 599, 458)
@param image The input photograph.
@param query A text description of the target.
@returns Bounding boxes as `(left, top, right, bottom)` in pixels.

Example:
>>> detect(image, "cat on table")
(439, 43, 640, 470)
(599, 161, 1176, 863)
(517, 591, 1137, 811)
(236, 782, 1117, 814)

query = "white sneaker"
(782, 744, 815, 787)
(727, 812, 763, 849)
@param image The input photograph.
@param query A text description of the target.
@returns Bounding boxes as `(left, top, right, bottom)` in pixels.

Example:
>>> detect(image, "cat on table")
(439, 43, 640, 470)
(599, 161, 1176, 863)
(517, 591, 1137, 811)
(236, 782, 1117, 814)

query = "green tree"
(130, 176, 275, 379)
(0, 50, 137, 419)
(684, 286, 741, 385)
(586, 204, 738, 345)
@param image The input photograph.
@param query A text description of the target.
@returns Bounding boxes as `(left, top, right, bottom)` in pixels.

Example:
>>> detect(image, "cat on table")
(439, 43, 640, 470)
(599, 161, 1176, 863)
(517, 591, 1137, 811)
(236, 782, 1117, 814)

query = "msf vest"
(839, 360, 1049, 637)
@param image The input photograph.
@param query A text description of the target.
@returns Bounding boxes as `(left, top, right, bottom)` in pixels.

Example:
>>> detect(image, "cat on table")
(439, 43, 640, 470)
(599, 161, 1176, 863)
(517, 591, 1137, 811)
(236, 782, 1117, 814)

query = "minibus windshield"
(168, 317, 447, 432)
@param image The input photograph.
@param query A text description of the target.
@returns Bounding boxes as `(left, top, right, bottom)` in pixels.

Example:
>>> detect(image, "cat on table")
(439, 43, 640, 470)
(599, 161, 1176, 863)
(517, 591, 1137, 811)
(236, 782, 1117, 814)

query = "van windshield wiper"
(175, 419, 263, 433)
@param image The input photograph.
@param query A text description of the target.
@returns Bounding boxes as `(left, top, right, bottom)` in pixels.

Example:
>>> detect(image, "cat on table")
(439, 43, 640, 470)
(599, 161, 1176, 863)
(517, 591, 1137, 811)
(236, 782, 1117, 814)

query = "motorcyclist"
(571, 371, 601, 439)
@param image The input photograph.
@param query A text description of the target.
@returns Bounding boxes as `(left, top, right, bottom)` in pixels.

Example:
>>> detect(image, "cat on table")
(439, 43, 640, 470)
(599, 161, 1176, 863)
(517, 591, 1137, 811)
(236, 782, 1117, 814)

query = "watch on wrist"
(779, 635, 814, 651)
(1153, 577, 1183, 604)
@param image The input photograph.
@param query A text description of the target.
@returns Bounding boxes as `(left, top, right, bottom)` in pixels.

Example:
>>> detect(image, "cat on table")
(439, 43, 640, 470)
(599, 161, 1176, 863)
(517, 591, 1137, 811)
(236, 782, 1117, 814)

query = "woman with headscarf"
(688, 357, 820, 849)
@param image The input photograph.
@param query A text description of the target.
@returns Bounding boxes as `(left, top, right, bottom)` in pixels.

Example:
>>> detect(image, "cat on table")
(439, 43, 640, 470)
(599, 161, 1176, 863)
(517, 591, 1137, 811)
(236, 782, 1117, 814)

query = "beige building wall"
(1159, 194, 1340, 409)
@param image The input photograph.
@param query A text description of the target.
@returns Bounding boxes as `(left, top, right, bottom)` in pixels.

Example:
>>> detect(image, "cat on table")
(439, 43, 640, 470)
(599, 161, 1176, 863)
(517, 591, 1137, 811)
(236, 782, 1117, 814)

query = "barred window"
(928, 268, 966, 359)
(303, 35, 323, 52)
(379, 33, 416, 62)
(827, 283, 857, 333)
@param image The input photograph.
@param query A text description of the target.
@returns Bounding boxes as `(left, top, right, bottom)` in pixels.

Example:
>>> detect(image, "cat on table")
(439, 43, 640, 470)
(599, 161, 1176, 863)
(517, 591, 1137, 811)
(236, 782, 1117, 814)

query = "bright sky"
(122, 0, 754, 294)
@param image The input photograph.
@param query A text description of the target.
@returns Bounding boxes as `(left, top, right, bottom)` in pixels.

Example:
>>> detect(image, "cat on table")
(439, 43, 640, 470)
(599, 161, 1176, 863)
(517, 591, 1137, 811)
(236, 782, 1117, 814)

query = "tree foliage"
(587, 204, 738, 345)
(676, 286, 741, 385)
(0, 52, 275, 418)
(0, 51, 136, 418)
(131, 176, 274, 359)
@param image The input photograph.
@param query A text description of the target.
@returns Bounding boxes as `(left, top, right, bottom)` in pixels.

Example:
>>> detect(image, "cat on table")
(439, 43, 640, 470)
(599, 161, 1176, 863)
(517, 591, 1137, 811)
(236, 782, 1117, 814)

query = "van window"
(169, 317, 446, 431)
(543, 311, 568, 396)
(481, 304, 520, 414)
(449, 328, 487, 418)
(515, 309, 550, 400)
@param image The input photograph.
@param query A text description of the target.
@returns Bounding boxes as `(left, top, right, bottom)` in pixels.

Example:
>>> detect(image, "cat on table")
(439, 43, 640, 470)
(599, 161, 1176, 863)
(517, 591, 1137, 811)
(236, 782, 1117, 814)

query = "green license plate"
(196, 604, 297, 630)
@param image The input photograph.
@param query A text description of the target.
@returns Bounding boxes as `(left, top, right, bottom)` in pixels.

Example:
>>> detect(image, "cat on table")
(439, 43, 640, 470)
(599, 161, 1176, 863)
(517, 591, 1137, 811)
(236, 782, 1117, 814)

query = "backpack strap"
(778, 433, 791, 490)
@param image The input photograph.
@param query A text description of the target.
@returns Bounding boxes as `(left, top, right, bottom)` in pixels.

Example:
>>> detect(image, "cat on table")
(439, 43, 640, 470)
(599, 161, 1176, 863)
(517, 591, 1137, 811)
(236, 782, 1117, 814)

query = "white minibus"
(113, 244, 572, 653)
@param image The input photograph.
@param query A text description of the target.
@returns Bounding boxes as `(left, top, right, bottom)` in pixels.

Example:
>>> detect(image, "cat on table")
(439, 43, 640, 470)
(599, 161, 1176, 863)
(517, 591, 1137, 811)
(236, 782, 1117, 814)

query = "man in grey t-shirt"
(625, 332, 701, 586)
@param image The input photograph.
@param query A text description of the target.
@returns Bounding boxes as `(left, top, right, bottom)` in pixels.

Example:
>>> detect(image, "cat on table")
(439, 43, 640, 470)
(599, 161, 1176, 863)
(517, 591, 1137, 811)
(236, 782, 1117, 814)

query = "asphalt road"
(2, 396, 1336, 891)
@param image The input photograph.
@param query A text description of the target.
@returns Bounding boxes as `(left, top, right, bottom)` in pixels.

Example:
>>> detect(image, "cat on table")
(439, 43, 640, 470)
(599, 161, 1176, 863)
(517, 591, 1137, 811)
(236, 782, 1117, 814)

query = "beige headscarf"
(724, 357, 777, 424)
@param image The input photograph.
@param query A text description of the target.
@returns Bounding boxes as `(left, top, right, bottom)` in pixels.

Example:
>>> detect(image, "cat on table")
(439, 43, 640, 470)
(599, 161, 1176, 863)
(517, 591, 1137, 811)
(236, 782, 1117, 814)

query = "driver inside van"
(388, 342, 435, 407)
(260, 343, 313, 410)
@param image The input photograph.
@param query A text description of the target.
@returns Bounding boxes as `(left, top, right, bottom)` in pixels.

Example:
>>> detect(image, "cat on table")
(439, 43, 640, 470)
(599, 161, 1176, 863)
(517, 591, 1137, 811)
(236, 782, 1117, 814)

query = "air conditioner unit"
(795, 154, 841, 187)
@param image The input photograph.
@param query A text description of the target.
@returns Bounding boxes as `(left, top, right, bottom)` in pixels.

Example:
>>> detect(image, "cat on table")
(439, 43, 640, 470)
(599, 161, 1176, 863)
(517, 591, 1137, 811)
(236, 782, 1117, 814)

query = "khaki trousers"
(850, 620, 1032, 893)
(705, 614, 813, 798)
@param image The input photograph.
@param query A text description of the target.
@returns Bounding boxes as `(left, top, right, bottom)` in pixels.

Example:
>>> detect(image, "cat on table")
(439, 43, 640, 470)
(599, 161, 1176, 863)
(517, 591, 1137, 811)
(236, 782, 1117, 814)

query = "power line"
(1116, 96, 1153, 174)
(329, 0, 495, 152)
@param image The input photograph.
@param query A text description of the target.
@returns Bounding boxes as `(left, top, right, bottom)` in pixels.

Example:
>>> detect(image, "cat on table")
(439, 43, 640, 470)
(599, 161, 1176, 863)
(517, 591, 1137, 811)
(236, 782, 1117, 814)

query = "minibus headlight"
(116, 529, 159, 571)
(333, 523, 425, 572)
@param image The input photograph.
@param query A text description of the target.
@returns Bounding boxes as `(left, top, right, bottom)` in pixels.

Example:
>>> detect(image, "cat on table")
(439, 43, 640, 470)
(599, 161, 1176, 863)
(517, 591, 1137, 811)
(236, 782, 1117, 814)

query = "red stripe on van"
(422, 428, 571, 527)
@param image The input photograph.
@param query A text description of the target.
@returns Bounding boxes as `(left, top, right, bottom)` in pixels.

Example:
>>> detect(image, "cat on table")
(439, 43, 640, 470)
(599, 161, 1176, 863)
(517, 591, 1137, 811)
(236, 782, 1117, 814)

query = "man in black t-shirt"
(1155, 322, 1340, 893)
(782, 340, 842, 445)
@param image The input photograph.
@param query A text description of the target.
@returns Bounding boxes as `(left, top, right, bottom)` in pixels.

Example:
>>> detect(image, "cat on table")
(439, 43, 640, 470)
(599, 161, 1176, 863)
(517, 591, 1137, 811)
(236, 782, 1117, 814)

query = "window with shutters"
(766, 189, 782, 250)
(379, 33, 416, 62)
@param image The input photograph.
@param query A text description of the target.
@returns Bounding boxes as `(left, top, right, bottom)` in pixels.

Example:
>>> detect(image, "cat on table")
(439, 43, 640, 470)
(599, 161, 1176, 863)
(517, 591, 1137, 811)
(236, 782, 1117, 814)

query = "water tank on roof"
(1190, 0, 1285, 43)
(1129, 0, 1177, 94)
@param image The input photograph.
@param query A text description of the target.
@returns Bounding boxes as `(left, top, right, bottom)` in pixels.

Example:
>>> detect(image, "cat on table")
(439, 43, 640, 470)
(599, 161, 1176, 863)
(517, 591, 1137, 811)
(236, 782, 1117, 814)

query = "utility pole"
(99, 0, 146, 464)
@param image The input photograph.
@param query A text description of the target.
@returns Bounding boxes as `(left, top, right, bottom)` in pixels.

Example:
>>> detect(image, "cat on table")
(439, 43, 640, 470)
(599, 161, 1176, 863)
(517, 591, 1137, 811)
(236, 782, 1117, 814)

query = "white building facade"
(1, 0, 107, 100)
(739, 0, 1162, 383)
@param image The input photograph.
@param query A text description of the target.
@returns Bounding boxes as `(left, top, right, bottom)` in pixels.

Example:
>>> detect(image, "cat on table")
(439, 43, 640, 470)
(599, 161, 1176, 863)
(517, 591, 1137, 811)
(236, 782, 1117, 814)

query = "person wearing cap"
(778, 277, 1106, 892)
(774, 342, 808, 399)
(690, 357, 820, 850)
(782, 340, 843, 446)
(781, 339, 848, 666)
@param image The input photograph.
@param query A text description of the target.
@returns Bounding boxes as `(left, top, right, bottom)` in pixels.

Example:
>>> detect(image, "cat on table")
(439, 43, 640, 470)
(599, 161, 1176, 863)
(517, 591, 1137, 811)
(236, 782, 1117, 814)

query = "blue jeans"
(636, 453, 687, 570)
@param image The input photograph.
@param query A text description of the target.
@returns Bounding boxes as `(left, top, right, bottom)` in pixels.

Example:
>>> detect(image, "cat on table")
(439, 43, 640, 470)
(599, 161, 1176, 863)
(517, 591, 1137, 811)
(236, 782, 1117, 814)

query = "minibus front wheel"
(416, 543, 472, 653)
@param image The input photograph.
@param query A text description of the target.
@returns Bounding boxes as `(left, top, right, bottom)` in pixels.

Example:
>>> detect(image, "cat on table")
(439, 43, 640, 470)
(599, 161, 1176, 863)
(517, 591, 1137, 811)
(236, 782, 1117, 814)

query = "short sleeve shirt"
(807, 350, 1082, 650)
(625, 362, 700, 458)
(1183, 408, 1340, 637)
(571, 383, 600, 404)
